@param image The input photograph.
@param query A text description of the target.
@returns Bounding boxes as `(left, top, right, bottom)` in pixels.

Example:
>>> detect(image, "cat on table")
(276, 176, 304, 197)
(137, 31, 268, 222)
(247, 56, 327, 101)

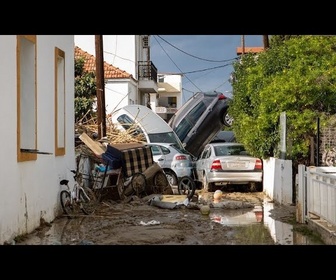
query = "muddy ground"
(13, 187, 323, 246)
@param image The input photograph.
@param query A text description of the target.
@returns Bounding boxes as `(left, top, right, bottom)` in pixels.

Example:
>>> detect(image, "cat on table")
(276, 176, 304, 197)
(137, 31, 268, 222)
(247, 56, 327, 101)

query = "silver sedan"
(195, 142, 263, 192)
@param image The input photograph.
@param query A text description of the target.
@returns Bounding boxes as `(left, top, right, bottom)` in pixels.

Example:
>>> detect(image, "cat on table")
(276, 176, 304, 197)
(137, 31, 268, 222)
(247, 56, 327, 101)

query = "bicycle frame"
(60, 172, 94, 218)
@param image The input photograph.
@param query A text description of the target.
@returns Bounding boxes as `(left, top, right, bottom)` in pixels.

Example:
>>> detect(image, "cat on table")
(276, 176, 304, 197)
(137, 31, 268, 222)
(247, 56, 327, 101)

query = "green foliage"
(75, 57, 85, 77)
(74, 57, 96, 122)
(230, 35, 336, 166)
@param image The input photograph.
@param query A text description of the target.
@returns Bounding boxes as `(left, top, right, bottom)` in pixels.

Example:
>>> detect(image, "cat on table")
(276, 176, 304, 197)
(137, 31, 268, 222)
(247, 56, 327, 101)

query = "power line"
(181, 62, 236, 75)
(155, 35, 237, 63)
(153, 35, 202, 92)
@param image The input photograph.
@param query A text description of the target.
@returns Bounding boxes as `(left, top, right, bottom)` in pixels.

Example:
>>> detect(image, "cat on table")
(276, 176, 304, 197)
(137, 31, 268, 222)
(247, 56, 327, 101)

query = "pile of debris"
(74, 115, 173, 202)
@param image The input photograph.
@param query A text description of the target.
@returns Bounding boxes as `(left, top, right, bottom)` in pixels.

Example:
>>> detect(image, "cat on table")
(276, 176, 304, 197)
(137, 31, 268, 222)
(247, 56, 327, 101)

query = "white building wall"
(158, 74, 183, 108)
(105, 80, 138, 114)
(0, 35, 75, 244)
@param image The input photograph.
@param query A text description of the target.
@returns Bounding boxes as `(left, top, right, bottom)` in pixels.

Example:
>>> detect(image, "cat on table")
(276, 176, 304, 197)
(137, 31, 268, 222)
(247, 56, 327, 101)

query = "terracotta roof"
(74, 46, 132, 79)
(236, 46, 264, 55)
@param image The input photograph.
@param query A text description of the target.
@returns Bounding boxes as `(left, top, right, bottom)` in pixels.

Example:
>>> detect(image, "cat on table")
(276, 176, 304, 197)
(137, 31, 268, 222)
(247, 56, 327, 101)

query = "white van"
(110, 105, 185, 151)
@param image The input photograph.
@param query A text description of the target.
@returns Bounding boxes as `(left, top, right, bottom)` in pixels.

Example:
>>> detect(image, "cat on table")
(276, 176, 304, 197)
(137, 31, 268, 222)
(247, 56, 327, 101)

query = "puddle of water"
(210, 199, 323, 245)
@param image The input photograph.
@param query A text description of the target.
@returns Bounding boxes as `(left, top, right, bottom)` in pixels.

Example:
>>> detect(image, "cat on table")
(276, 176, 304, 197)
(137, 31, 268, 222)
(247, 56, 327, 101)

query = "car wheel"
(164, 170, 178, 186)
(223, 112, 234, 127)
(178, 176, 196, 199)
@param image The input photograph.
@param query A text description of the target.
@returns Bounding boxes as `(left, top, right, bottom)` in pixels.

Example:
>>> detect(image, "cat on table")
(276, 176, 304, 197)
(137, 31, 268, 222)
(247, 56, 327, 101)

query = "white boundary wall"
(263, 157, 293, 205)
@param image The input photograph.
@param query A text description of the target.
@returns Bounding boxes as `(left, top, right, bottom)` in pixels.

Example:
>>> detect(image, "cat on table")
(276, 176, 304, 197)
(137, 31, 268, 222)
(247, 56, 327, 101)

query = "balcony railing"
(138, 61, 157, 83)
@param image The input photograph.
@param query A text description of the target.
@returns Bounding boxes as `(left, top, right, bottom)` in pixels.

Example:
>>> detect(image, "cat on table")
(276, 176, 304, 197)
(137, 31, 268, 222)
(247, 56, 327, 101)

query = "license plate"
(228, 162, 245, 168)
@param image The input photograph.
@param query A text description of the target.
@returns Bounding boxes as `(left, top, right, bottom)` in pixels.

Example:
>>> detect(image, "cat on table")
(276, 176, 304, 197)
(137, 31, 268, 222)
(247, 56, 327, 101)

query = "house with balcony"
(154, 73, 184, 122)
(0, 35, 75, 244)
(74, 35, 158, 114)
(75, 47, 185, 124)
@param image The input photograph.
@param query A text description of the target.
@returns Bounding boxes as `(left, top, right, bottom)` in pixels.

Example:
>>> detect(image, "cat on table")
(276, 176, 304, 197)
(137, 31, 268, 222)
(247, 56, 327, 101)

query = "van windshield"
(148, 132, 184, 150)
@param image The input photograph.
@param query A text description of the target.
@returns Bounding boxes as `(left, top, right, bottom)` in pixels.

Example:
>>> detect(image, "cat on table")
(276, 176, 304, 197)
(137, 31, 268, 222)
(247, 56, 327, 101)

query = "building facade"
(0, 35, 75, 244)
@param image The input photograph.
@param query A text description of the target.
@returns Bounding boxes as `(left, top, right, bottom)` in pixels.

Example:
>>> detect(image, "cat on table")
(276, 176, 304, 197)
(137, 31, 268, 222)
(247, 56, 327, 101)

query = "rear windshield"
(214, 145, 249, 156)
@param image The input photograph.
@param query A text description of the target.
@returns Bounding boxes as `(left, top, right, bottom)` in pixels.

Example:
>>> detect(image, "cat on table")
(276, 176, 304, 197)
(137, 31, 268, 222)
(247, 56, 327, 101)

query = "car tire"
(222, 111, 234, 127)
(164, 170, 178, 186)
(178, 176, 196, 199)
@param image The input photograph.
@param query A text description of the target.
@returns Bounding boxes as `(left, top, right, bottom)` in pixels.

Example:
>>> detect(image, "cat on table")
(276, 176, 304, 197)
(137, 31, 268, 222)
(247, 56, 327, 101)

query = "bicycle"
(60, 169, 98, 218)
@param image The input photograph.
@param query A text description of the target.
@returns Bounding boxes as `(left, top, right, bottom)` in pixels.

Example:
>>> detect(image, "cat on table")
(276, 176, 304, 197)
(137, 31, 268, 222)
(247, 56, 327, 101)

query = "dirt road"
(13, 189, 323, 245)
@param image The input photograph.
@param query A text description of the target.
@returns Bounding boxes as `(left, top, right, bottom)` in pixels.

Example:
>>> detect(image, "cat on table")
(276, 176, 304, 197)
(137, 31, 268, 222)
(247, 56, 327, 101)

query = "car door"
(149, 144, 169, 169)
(196, 145, 211, 180)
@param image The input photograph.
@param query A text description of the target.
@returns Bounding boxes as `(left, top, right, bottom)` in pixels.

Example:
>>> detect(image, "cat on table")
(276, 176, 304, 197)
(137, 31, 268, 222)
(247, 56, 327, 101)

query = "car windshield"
(214, 145, 249, 156)
(168, 143, 189, 154)
(148, 132, 184, 149)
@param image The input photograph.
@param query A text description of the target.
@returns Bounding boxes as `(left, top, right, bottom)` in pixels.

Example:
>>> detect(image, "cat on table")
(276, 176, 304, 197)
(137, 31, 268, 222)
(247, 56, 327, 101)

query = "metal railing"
(138, 61, 157, 83)
(299, 165, 336, 225)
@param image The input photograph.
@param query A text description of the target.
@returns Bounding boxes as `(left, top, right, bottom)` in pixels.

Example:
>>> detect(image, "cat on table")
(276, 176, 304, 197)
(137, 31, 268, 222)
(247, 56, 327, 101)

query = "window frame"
(17, 35, 37, 162)
(55, 47, 66, 156)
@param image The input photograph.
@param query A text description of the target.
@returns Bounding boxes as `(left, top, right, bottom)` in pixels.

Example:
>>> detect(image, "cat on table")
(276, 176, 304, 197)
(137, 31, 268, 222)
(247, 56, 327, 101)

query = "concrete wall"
(0, 35, 75, 244)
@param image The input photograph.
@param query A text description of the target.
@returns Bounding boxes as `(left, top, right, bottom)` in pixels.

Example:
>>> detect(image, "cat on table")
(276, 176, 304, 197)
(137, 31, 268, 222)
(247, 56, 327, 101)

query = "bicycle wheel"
(178, 175, 196, 199)
(79, 187, 98, 215)
(117, 175, 126, 200)
(164, 170, 178, 186)
(131, 173, 146, 196)
(60, 190, 75, 219)
(153, 171, 170, 194)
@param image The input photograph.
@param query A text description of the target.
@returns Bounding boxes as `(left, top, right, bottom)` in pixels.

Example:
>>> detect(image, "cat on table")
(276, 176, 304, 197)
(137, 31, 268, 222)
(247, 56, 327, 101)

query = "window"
(55, 47, 66, 156)
(17, 35, 37, 162)
(149, 145, 161, 156)
(175, 119, 193, 141)
(148, 132, 181, 147)
(117, 114, 144, 137)
(158, 75, 164, 83)
(187, 102, 206, 124)
(161, 146, 170, 155)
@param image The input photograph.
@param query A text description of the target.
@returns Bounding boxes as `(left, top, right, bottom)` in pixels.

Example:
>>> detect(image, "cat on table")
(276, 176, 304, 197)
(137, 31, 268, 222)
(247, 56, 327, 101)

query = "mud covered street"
(14, 189, 324, 245)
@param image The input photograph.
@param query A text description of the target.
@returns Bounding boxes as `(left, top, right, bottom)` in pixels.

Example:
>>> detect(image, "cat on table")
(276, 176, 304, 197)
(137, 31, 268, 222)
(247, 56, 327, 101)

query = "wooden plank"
(111, 142, 145, 151)
(79, 132, 106, 156)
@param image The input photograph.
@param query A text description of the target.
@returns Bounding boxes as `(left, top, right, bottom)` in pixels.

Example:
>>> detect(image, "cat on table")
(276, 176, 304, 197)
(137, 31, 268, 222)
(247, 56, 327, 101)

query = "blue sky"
(150, 35, 264, 102)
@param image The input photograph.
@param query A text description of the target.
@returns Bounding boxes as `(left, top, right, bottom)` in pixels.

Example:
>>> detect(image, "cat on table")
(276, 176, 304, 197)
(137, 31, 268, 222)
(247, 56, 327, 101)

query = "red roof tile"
(236, 47, 264, 55)
(75, 46, 132, 79)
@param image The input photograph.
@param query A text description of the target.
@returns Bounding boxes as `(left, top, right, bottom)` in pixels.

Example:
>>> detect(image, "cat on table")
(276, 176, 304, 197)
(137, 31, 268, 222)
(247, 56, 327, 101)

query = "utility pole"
(241, 35, 245, 55)
(263, 35, 269, 49)
(95, 35, 106, 139)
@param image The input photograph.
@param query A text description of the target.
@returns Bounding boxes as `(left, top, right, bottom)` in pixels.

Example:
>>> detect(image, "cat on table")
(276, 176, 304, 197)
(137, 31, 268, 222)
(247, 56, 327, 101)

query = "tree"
(74, 57, 97, 123)
(229, 35, 336, 166)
